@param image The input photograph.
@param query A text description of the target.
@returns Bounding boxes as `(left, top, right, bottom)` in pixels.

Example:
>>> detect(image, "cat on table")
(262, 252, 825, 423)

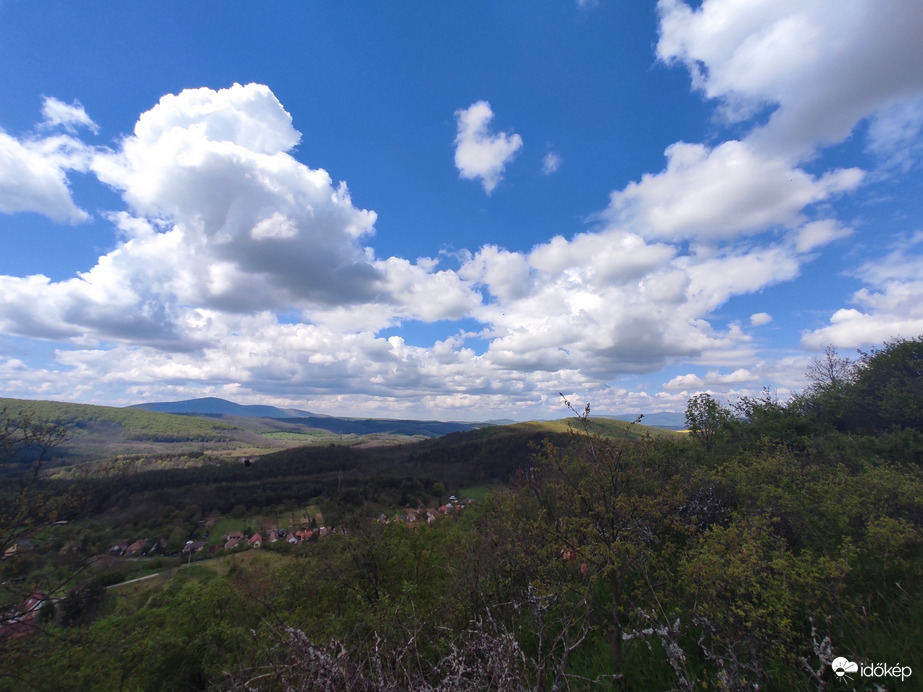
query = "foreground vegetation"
(1, 337, 921, 690)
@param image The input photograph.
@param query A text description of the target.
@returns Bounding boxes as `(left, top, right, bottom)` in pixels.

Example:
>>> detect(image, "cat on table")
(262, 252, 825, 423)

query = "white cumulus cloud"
(89, 83, 382, 311)
(605, 139, 863, 242)
(801, 236, 923, 350)
(657, 0, 923, 157)
(801, 282, 923, 351)
(664, 368, 757, 390)
(0, 130, 92, 223)
(0, 84, 393, 350)
(454, 101, 523, 194)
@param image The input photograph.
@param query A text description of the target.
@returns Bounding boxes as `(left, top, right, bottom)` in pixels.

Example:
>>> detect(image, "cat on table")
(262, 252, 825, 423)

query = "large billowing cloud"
(605, 140, 862, 241)
(91, 83, 382, 311)
(456, 221, 831, 390)
(639, 0, 923, 362)
(453, 101, 523, 194)
(657, 0, 923, 157)
(0, 84, 481, 348)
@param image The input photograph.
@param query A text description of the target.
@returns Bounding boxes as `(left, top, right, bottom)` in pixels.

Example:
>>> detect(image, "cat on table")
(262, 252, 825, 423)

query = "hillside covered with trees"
(1, 337, 921, 690)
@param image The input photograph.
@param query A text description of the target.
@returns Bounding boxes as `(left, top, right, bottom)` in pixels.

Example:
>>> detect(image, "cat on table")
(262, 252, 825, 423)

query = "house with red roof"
(0, 591, 48, 640)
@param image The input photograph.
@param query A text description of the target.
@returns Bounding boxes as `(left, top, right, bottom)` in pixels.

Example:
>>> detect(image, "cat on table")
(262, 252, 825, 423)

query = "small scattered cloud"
(542, 151, 562, 175)
(0, 96, 100, 222)
(792, 219, 852, 253)
(453, 101, 523, 194)
(750, 312, 773, 326)
(40, 96, 99, 134)
(800, 278, 923, 350)
(865, 95, 923, 172)
(664, 368, 757, 390)
(800, 234, 923, 350)
(0, 130, 91, 223)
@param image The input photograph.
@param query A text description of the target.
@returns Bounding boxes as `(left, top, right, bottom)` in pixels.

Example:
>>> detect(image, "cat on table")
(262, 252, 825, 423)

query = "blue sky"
(1, 1, 921, 420)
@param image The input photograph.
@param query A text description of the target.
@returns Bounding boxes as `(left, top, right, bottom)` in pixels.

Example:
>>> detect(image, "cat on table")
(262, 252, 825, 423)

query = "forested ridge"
(1, 337, 921, 690)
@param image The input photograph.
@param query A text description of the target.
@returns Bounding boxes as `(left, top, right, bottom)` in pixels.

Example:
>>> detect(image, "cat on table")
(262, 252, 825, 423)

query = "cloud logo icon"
(832, 657, 859, 677)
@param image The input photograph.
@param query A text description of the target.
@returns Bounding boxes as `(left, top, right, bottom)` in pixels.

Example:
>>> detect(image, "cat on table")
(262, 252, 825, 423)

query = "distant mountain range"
(129, 397, 319, 419)
(129, 397, 685, 430)
(128, 397, 483, 436)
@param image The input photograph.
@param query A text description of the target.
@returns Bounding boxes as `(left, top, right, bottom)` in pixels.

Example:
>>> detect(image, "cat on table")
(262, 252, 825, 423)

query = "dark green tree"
(684, 393, 731, 452)
(846, 335, 923, 433)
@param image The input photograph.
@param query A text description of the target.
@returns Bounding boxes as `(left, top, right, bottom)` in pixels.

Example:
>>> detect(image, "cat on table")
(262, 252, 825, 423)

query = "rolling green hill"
(131, 396, 483, 436)
(0, 397, 238, 441)
(0, 398, 491, 466)
(41, 412, 677, 523)
(248, 414, 678, 501)
(513, 415, 674, 438)
(0, 397, 249, 464)
(0, 395, 675, 476)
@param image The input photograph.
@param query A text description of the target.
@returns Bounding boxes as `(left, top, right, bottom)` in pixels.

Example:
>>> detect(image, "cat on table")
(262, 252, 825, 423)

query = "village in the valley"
(196, 495, 472, 554)
(1, 495, 475, 641)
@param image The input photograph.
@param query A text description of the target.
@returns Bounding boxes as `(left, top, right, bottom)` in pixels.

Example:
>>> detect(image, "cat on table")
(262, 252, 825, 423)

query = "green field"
(259, 430, 332, 441)
(459, 484, 494, 500)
